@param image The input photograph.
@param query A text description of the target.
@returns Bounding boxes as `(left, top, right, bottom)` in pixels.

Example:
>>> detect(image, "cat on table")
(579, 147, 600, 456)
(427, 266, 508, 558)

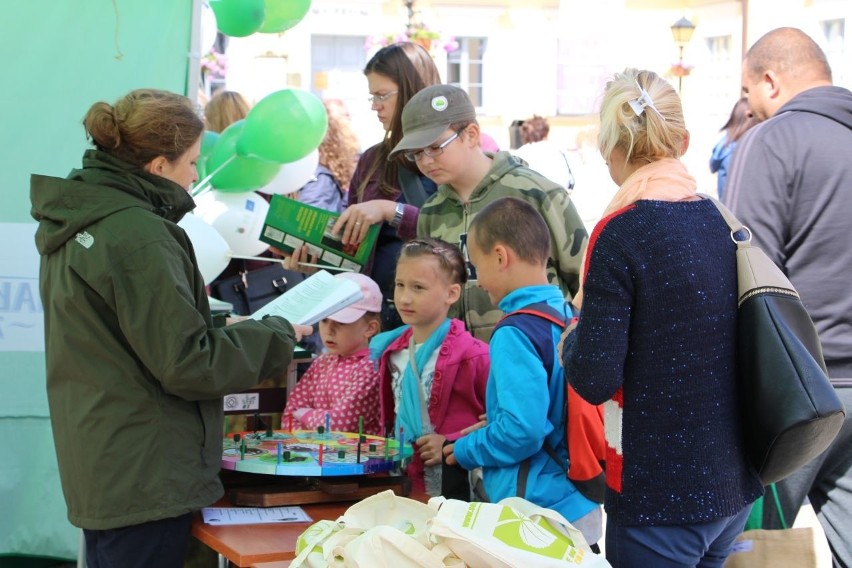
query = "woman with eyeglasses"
(284, 42, 441, 331)
(389, 84, 588, 342)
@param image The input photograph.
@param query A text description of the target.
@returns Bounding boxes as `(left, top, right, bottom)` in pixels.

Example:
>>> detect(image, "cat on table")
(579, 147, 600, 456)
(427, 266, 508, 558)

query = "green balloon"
(207, 120, 281, 191)
(197, 157, 208, 182)
(201, 131, 220, 159)
(210, 0, 266, 37)
(259, 0, 311, 33)
(236, 89, 327, 164)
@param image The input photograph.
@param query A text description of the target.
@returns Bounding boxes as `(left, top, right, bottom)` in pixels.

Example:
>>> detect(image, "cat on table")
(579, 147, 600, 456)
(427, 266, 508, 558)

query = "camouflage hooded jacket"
(417, 151, 588, 341)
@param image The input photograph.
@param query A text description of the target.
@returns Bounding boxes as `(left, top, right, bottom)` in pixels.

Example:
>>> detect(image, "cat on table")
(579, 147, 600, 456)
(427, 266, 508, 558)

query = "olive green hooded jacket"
(31, 150, 296, 530)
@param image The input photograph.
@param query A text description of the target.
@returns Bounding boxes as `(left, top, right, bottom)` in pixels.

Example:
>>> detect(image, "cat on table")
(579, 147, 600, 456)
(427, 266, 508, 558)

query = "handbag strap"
(398, 165, 429, 208)
(698, 193, 748, 238)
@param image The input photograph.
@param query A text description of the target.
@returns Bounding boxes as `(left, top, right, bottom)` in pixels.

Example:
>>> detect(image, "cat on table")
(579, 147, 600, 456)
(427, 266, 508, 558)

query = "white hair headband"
(627, 80, 666, 121)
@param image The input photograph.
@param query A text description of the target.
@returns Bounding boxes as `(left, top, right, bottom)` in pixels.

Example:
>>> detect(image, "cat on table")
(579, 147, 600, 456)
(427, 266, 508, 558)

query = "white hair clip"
(627, 81, 666, 121)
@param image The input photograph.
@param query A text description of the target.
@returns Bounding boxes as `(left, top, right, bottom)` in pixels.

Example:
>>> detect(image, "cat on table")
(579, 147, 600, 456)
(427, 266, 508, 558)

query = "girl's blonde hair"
(598, 68, 688, 166)
(204, 90, 250, 133)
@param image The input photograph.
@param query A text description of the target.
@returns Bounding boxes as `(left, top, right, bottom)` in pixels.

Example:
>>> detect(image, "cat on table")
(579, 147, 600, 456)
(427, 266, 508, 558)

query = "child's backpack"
(494, 302, 605, 504)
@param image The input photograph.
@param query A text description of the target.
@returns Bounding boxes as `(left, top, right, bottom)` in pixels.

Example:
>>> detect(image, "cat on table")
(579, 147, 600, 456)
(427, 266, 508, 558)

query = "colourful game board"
(221, 429, 413, 477)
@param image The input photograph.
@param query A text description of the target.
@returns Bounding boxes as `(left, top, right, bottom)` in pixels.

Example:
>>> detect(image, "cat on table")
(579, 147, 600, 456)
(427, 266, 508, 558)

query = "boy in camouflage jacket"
(390, 84, 588, 341)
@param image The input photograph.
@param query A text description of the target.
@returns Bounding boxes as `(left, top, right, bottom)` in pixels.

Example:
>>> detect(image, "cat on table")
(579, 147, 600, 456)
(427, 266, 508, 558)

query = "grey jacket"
(724, 86, 852, 381)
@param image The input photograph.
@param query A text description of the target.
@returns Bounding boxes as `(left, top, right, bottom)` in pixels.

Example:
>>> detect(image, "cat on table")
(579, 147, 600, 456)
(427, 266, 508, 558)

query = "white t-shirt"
(513, 140, 574, 190)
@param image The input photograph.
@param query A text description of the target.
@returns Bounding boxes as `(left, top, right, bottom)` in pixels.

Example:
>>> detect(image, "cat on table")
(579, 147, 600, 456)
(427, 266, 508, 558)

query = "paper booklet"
(201, 506, 312, 525)
(249, 269, 363, 326)
(260, 195, 379, 273)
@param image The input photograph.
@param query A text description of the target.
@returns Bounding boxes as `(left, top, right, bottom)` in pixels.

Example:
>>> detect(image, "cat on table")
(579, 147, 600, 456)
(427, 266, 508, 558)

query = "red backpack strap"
(497, 302, 568, 329)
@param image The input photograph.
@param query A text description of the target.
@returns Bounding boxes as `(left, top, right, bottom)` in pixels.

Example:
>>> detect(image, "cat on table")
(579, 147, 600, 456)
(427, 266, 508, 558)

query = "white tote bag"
(428, 496, 611, 568)
(290, 490, 463, 568)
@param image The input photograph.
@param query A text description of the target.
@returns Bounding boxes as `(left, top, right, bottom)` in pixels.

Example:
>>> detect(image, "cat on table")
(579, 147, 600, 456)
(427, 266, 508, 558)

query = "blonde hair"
(204, 90, 250, 133)
(83, 89, 203, 166)
(597, 68, 688, 166)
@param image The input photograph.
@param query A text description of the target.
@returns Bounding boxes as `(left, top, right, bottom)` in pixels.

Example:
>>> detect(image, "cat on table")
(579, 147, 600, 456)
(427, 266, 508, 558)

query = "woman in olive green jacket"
(30, 89, 305, 568)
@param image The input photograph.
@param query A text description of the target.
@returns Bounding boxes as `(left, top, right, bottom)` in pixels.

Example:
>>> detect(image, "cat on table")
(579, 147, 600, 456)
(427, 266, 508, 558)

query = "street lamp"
(670, 16, 696, 93)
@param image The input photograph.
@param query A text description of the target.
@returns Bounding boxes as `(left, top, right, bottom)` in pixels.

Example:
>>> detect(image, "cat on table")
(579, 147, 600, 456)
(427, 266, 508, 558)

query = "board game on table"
(221, 428, 413, 477)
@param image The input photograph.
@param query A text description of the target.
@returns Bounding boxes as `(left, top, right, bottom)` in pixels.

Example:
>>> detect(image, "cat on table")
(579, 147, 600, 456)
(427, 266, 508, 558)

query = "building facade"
(216, 0, 850, 193)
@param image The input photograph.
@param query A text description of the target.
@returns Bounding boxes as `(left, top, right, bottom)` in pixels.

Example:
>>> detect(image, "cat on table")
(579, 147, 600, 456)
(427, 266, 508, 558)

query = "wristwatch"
(389, 202, 405, 228)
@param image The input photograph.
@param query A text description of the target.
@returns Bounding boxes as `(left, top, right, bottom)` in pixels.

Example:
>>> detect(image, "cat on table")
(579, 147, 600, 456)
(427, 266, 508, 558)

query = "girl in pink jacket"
(370, 237, 489, 498)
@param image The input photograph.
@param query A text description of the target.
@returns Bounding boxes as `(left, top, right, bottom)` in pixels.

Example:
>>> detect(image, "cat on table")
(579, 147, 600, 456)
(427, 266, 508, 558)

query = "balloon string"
(111, 0, 124, 61)
(226, 254, 280, 263)
(191, 154, 237, 197)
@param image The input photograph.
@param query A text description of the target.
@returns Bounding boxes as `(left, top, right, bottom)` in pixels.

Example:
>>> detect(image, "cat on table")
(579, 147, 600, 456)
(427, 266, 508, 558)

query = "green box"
(260, 196, 379, 273)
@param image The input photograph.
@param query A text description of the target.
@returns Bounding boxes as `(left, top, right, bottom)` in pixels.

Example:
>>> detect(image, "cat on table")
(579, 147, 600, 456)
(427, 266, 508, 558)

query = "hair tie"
(627, 80, 666, 121)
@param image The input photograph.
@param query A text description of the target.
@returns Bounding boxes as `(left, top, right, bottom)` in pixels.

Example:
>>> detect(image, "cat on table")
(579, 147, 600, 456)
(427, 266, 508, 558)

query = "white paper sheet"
(201, 506, 312, 525)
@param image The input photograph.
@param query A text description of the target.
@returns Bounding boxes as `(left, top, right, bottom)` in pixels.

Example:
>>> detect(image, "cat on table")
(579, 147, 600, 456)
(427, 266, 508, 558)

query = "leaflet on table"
(201, 506, 312, 525)
(249, 269, 363, 326)
(260, 195, 379, 273)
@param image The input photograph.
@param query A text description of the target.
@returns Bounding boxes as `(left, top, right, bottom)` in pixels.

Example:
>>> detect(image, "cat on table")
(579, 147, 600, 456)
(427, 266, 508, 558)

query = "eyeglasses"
(403, 130, 461, 162)
(367, 91, 398, 104)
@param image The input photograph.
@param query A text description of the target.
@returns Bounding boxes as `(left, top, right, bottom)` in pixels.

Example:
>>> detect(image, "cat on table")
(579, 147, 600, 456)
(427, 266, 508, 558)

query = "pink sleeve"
(396, 204, 419, 240)
(443, 352, 490, 441)
(282, 359, 321, 427)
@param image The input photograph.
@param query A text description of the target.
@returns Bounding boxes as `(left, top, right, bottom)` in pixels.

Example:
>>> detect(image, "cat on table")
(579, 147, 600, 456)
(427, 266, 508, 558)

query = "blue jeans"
(84, 512, 193, 568)
(606, 507, 751, 568)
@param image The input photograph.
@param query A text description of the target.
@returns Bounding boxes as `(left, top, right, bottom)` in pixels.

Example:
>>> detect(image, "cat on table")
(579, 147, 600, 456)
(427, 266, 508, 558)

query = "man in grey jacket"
(725, 27, 852, 567)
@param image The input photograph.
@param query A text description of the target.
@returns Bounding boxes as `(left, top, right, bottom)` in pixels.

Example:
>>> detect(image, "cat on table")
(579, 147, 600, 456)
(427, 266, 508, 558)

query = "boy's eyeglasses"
(403, 130, 461, 162)
(367, 91, 398, 104)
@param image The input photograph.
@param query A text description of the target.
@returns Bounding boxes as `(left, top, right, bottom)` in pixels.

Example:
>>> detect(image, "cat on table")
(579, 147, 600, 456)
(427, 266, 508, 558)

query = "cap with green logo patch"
(389, 84, 477, 159)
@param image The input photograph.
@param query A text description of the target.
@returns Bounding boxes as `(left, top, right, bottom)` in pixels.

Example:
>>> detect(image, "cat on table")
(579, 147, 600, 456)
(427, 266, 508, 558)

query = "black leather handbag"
(209, 262, 307, 316)
(707, 196, 845, 484)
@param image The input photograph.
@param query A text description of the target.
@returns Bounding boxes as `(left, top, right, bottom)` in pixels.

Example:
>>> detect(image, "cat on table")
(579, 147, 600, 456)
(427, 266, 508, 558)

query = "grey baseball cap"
(389, 84, 477, 159)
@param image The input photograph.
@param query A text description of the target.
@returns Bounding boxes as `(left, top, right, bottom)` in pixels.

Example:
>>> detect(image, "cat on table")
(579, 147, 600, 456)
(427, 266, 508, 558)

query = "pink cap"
(327, 272, 383, 324)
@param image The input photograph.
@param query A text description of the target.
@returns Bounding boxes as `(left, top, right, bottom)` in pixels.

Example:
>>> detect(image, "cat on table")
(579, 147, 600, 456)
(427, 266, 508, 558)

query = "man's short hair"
(746, 27, 831, 82)
(469, 197, 550, 266)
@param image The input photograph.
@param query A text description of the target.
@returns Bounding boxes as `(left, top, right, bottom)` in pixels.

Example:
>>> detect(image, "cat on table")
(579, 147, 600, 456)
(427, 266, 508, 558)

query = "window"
(447, 37, 486, 107)
(821, 19, 845, 86)
(555, 36, 610, 115)
(705, 35, 732, 64)
(704, 35, 736, 102)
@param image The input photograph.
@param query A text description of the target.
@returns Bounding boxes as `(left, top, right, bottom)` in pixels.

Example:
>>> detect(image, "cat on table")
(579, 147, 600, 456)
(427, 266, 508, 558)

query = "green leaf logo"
(492, 506, 586, 563)
(431, 95, 449, 111)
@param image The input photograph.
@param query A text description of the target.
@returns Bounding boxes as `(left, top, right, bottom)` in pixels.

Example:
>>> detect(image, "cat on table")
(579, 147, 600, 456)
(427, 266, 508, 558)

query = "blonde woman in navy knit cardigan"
(560, 68, 762, 567)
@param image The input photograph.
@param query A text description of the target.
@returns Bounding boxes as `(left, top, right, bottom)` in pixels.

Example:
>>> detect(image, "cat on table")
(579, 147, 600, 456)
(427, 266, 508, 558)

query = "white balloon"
(257, 150, 320, 195)
(178, 213, 230, 285)
(193, 191, 271, 257)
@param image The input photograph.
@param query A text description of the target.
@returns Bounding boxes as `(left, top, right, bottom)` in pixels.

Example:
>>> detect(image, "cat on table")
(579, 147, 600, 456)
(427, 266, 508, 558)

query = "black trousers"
(84, 512, 193, 568)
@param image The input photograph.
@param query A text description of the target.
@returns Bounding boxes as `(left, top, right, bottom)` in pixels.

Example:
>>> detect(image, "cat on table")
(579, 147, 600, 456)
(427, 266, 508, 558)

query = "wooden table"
(193, 488, 428, 567)
(192, 497, 349, 567)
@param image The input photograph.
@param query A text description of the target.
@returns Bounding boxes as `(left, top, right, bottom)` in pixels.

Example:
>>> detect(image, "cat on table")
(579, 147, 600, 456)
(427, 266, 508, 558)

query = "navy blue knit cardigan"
(562, 199, 763, 526)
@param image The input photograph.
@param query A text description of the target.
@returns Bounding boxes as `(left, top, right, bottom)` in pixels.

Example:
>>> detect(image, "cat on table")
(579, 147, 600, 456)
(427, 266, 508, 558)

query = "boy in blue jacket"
(443, 196, 602, 548)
